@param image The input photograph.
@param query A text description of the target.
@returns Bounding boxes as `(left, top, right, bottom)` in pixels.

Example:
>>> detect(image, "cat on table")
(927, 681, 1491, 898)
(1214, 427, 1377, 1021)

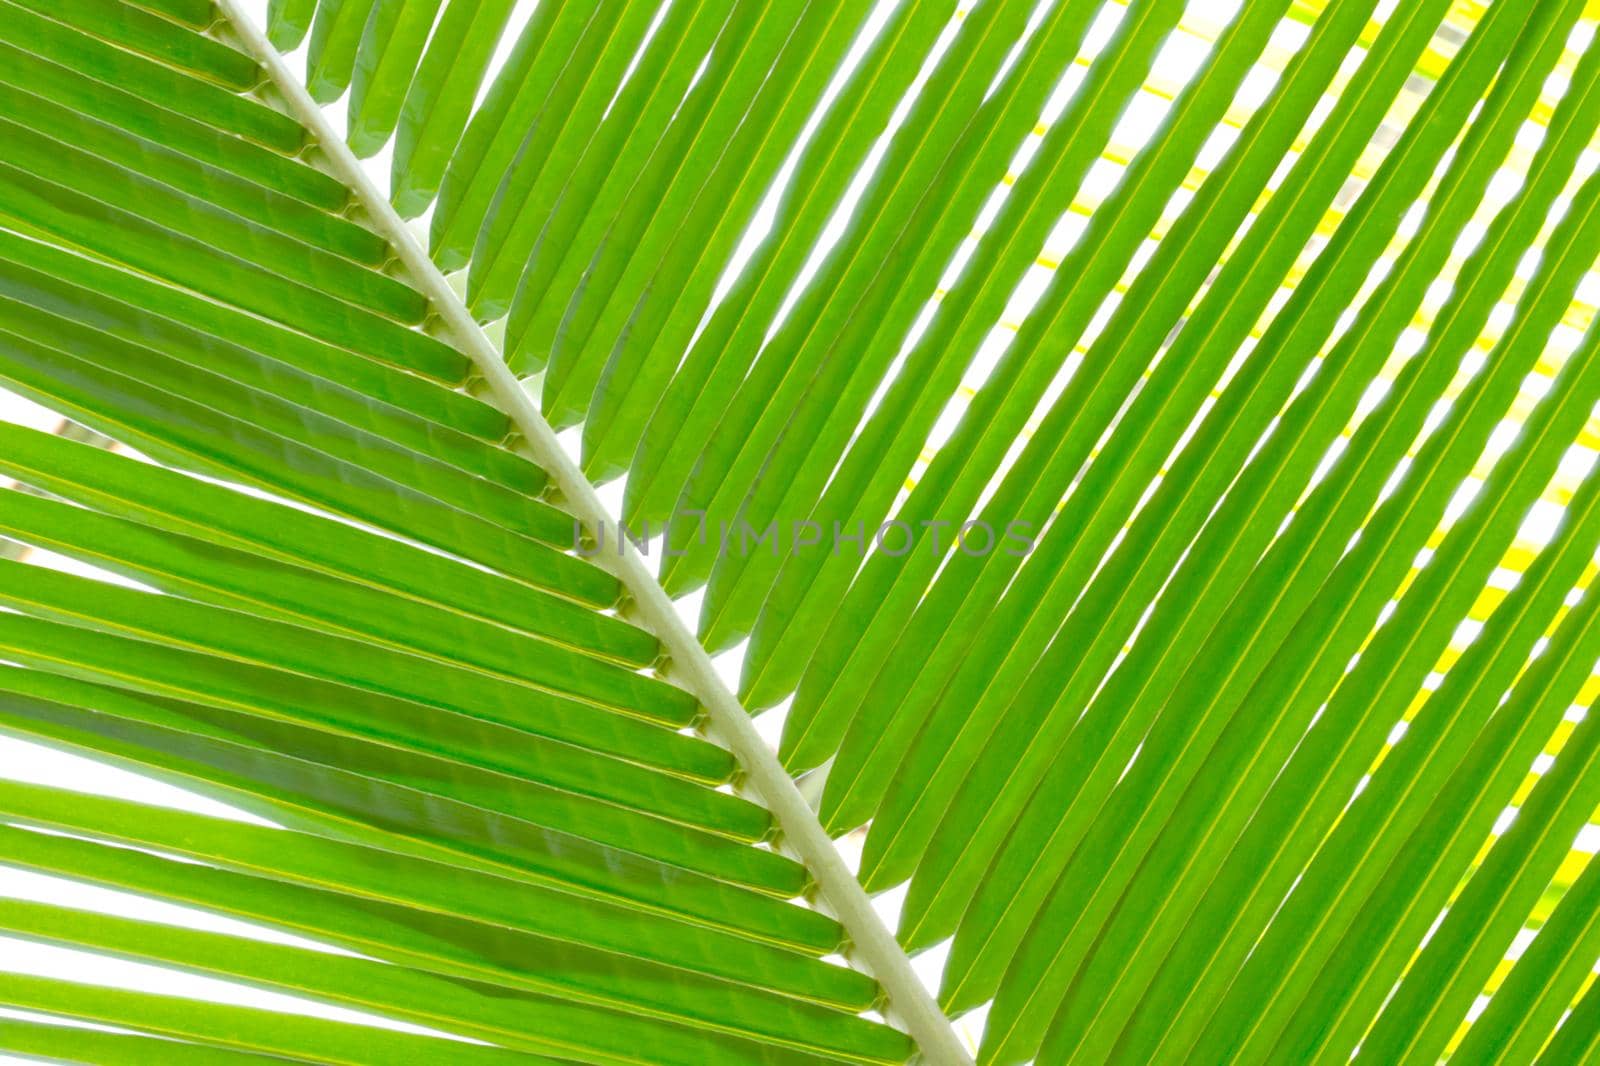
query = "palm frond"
(3, 0, 1600, 1063)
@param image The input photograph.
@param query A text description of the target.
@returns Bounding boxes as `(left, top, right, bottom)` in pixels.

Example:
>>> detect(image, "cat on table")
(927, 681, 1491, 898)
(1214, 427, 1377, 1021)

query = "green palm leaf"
(3, 0, 1600, 1063)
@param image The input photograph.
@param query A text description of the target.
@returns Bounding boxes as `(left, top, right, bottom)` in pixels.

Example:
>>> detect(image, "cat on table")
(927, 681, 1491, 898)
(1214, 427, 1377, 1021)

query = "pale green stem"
(212, 4, 972, 1062)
